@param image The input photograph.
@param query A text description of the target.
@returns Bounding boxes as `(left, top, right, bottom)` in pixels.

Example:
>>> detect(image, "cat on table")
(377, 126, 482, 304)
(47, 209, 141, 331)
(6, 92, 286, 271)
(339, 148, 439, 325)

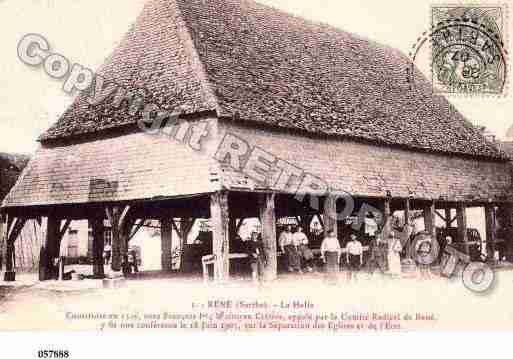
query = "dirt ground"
(1, 266, 512, 331)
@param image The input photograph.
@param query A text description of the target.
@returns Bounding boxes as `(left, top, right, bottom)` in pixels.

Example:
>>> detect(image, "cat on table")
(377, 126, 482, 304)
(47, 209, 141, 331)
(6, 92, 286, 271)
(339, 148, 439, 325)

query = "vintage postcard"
(1, 0, 513, 346)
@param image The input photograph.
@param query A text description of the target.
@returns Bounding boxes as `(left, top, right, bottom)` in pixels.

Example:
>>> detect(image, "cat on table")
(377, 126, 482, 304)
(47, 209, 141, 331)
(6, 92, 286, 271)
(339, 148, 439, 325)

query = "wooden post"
(109, 208, 121, 273)
(444, 206, 452, 228)
(91, 218, 105, 278)
(210, 191, 230, 282)
(497, 203, 513, 261)
(404, 198, 411, 227)
(456, 204, 468, 254)
(424, 201, 436, 237)
(38, 215, 60, 281)
(299, 215, 313, 237)
(229, 216, 237, 240)
(323, 195, 337, 235)
(258, 192, 277, 281)
(176, 218, 195, 272)
(3, 216, 27, 281)
(160, 217, 173, 271)
(0, 214, 5, 272)
(382, 197, 392, 237)
(484, 205, 497, 262)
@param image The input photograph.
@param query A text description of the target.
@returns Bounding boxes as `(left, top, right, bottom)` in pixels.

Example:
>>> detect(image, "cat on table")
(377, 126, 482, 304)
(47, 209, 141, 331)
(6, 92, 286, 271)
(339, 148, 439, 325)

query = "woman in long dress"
(387, 231, 402, 277)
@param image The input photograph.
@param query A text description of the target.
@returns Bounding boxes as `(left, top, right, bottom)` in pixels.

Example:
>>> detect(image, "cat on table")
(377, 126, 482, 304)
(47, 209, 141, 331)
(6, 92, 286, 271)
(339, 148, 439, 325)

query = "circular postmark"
(408, 17, 508, 95)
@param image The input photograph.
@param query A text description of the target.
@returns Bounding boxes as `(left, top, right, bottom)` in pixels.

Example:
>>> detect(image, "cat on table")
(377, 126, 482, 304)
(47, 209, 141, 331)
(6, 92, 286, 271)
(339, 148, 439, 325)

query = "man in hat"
(346, 233, 363, 281)
(246, 231, 267, 283)
(279, 225, 301, 273)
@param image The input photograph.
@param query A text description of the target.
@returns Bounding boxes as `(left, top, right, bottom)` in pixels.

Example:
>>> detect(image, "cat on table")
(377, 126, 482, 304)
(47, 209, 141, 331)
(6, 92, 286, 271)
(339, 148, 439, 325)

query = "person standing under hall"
(345, 234, 363, 281)
(387, 231, 402, 277)
(246, 231, 267, 283)
(104, 242, 112, 265)
(294, 227, 314, 272)
(279, 225, 301, 273)
(366, 233, 386, 276)
(320, 230, 341, 281)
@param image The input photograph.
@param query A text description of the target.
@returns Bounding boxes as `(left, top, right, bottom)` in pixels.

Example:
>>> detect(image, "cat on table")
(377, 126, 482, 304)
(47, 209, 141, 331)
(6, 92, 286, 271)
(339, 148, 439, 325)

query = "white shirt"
(292, 231, 308, 246)
(321, 236, 341, 254)
(365, 218, 378, 236)
(279, 231, 294, 248)
(346, 240, 363, 255)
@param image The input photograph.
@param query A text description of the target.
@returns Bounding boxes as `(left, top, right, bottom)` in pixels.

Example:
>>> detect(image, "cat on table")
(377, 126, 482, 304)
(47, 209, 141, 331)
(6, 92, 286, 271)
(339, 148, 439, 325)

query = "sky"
(0, 0, 511, 154)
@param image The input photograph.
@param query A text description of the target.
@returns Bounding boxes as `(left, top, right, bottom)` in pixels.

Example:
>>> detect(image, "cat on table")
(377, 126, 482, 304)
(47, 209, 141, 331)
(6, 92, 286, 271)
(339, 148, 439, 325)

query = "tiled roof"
(40, 0, 503, 159)
(3, 127, 219, 207)
(0, 153, 30, 201)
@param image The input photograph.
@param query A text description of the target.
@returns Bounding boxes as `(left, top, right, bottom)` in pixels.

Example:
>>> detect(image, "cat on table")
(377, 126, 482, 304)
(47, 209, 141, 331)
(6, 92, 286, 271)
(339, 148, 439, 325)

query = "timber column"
(456, 204, 468, 254)
(91, 218, 105, 278)
(39, 215, 60, 281)
(0, 214, 5, 271)
(160, 217, 173, 271)
(323, 195, 337, 235)
(496, 203, 513, 261)
(484, 204, 497, 263)
(423, 201, 436, 238)
(258, 192, 277, 281)
(105, 206, 132, 276)
(381, 197, 392, 237)
(210, 191, 230, 282)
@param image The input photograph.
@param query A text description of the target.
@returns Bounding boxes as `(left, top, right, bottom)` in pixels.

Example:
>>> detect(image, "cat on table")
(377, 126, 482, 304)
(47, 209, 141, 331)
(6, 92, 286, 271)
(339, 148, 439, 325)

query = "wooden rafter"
(170, 218, 180, 234)
(129, 219, 146, 241)
(119, 205, 132, 230)
(58, 219, 72, 240)
(235, 217, 246, 232)
(8, 217, 26, 243)
(317, 214, 325, 230)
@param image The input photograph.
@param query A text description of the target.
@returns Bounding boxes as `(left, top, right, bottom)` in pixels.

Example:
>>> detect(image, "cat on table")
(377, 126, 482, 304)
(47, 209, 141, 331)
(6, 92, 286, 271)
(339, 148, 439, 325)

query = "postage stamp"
(430, 5, 508, 95)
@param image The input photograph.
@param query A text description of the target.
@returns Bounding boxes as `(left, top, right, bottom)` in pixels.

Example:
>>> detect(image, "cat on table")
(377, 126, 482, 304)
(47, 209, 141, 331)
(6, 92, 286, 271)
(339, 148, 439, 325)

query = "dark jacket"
(245, 240, 267, 263)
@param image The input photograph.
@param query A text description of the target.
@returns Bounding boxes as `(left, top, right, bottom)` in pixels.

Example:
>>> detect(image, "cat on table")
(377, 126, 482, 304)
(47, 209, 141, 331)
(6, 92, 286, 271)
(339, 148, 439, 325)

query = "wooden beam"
(105, 206, 122, 273)
(119, 205, 131, 230)
(58, 219, 72, 240)
(258, 192, 277, 281)
(210, 191, 230, 281)
(160, 217, 173, 271)
(0, 214, 5, 272)
(38, 215, 59, 281)
(299, 214, 314, 237)
(178, 217, 196, 271)
(323, 195, 337, 235)
(170, 218, 179, 234)
(435, 210, 446, 223)
(91, 217, 105, 278)
(496, 204, 513, 261)
(404, 198, 411, 226)
(128, 219, 145, 241)
(105, 205, 133, 275)
(456, 204, 468, 254)
(4, 216, 26, 276)
(235, 218, 245, 233)
(424, 201, 436, 238)
(229, 215, 237, 244)
(382, 197, 392, 237)
(485, 205, 497, 262)
(317, 214, 324, 230)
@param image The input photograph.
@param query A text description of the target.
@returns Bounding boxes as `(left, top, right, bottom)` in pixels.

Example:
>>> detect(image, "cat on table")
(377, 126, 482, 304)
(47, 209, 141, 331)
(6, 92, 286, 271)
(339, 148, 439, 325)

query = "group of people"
(278, 225, 314, 273)
(249, 224, 370, 281)
(242, 221, 438, 283)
